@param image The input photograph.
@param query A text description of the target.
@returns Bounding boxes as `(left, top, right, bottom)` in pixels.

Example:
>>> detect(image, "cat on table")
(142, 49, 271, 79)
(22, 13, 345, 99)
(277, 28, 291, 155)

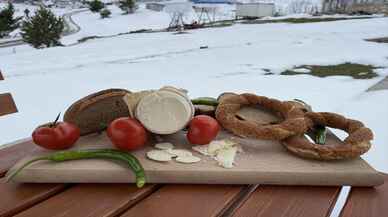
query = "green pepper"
(191, 97, 219, 106)
(7, 149, 146, 188)
(314, 125, 327, 145)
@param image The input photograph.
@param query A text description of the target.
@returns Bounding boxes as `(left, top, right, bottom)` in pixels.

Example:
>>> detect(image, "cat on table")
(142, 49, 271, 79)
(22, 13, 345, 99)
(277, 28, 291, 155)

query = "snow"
(272, 0, 321, 14)
(1, 9, 388, 216)
(1, 17, 387, 148)
(0, 1, 236, 45)
(0, 4, 71, 19)
(292, 67, 311, 73)
(62, 3, 236, 44)
(0, 2, 77, 39)
(62, 5, 171, 44)
(335, 90, 388, 172)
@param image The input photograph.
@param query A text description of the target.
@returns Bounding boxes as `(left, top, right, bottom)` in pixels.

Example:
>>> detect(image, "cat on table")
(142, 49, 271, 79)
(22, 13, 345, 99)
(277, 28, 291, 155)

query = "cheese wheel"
(136, 89, 194, 134)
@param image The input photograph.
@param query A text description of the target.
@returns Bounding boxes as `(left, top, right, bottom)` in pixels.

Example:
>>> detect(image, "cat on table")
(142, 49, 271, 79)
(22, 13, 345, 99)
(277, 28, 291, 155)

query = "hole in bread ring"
(215, 93, 309, 140)
(282, 112, 373, 160)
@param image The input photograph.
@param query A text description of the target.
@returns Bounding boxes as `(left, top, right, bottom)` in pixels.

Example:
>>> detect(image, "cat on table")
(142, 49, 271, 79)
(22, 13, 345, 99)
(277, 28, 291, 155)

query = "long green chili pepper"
(191, 97, 219, 106)
(314, 125, 327, 145)
(6, 149, 146, 188)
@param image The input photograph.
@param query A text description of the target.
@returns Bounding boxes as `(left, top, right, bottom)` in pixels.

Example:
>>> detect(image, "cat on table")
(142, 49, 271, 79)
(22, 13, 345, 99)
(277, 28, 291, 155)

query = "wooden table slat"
(0, 140, 160, 217)
(221, 184, 259, 216)
(0, 93, 18, 116)
(229, 185, 341, 217)
(0, 139, 69, 217)
(120, 184, 246, 217)
(0, 139, 36, 177)
(339, 173, 388, 217)
(0, 179, 68, 217)
(12, 184, 159, 217)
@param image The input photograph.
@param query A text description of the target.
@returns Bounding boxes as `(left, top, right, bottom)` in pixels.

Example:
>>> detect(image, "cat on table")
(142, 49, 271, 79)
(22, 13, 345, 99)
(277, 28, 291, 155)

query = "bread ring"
(282, 112, 373, 160)
(215, 93, 309, 140)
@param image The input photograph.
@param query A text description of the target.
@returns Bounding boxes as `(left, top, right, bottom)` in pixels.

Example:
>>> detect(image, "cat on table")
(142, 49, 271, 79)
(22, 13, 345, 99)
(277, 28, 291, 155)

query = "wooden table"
(0, 140, 387, 217)
(1, 71, 387, 217)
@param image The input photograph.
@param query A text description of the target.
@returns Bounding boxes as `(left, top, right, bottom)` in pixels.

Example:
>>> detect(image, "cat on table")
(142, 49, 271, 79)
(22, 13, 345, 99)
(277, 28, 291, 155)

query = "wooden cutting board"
(7, 107, 384, 187)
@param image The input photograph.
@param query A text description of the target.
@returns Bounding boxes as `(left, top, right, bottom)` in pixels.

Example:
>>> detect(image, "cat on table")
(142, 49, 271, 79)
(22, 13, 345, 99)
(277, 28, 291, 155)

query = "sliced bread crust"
(64, 89, 131, 135)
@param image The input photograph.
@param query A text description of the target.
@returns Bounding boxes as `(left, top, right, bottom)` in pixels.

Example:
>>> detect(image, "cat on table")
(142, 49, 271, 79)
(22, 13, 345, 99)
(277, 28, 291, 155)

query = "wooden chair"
(0, 71, 17, 116)
(0, 70, 386, 216)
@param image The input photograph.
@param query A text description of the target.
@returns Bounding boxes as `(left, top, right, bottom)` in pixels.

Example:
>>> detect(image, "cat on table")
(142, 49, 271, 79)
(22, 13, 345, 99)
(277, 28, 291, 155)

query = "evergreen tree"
(21, 7, 64, 48)
(0, 3, 22, 38)
(24, 8, 30, 18)
(118, 0, 136, 14)
(87, 0, 105, 13)
(100, 8, 111, 18)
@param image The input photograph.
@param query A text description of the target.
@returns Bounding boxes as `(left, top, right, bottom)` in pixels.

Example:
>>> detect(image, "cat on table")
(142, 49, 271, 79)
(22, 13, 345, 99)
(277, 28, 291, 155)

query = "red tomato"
(107, 117, 147, 151)
(32, 122, 80, 150)
(187, 115, 220, 145)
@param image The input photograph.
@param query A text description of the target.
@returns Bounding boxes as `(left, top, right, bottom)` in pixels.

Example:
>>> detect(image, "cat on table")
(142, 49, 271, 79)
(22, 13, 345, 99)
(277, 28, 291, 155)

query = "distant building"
(190, 0, 235, 4)
(348, 1, 388, 14)
(146, 1, 193, 12)
(146, 2, 165, 11)
(235, 2, 274, 18)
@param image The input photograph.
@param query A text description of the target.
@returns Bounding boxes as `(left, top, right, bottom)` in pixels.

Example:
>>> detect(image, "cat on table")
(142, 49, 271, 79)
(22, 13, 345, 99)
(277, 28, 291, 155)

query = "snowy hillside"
(62, 5, 173, 44)
(0, 2, 75, 39)
(1, 17, 388, 176)
(1, 0, 326, 42)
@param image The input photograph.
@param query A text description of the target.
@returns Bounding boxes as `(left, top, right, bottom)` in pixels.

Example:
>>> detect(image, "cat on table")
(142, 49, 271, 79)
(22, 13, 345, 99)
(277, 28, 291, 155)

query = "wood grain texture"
(222, 185, 259, 217)
(121, 185, 245, 217)
(340, 173, 388, 217)
(229, 185, 340, 217)
(0, 179, 67, 217)
(13, 184, 159, 217)
(0, 139, 36, 177)
(0, 93, 17, 116)
(10, 131, 383, 186)
(10, 107, 382, 186)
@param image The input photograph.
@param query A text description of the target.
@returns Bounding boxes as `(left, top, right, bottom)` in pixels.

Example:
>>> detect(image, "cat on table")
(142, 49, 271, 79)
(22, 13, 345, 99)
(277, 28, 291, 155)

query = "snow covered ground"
(0, 10, 387, 168)
(0, 2, 76, 39)
(62, 3, 237, 44)
(1, 18, 388, 173)
(1, 2, 235, 45)
(62, 5, 172, 44)
(1, 9, 388, 216)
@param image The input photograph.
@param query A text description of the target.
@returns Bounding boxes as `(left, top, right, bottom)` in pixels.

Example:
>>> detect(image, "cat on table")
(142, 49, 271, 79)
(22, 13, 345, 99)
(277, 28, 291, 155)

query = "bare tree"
(288, 0, 319, 14)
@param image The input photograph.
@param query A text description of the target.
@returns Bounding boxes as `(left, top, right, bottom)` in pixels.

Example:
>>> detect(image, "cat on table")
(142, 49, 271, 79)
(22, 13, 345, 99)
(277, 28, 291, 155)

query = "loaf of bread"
(64, 89, 131, 135)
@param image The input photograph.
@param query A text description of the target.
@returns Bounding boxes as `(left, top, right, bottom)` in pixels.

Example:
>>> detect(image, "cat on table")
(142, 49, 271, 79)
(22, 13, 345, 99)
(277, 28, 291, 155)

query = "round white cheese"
(175, 155, 201, 164)
(166, 149, 193, 157)
(136, 89, 194, 134)
(146, 150, 173, 162)
(154, 142, 175, 150)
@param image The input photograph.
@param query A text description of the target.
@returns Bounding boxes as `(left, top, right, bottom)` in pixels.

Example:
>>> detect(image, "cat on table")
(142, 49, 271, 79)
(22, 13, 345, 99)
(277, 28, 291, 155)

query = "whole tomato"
(187, 115, 220, 145)
(32, 122, 80, 150)
(107, 117, 147, 151)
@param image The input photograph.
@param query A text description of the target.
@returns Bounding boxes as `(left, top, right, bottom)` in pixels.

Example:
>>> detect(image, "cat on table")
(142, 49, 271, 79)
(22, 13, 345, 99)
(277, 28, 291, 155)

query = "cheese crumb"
(192, 145, 211, 156)
(155, 142, 174, 150)
(175, 156, 201, 164)
(146, 150, 173, 162)
(192, 139, 241, 168)
(166, 149, 193, 157)
(215, 146, 238, 168)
